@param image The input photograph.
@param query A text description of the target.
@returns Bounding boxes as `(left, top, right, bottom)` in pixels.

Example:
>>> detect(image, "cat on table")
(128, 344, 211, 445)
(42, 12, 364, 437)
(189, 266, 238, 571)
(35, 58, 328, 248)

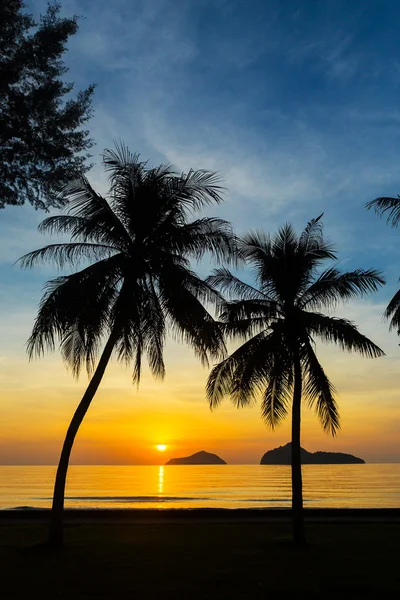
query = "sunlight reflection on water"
(158, 466, 164, 496)
(1, 464, 400, 509)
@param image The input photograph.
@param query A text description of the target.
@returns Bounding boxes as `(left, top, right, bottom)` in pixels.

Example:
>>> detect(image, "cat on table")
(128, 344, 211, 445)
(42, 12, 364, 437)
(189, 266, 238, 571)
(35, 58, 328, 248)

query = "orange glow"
(1, 332, 400, 465)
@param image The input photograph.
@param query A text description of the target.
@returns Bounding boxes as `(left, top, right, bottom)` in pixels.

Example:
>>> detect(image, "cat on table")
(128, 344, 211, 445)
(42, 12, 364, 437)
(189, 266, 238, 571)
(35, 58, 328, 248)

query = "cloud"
(139, 103, 400, 249)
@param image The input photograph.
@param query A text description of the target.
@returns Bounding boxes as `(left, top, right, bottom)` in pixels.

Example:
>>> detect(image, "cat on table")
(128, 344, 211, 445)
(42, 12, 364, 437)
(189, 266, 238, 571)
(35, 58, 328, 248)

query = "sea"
(1, 464, 400, 510)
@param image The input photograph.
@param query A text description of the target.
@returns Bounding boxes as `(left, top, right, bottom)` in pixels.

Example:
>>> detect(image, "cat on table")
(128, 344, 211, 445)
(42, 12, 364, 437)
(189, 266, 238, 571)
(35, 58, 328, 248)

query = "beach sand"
(1, 506, 400, 523)
(1, 509, 400, 598)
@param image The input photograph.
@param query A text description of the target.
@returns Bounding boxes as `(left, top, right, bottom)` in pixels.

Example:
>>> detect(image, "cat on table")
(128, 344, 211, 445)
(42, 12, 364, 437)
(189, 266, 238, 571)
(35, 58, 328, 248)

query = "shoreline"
(1, 507, 400, 524)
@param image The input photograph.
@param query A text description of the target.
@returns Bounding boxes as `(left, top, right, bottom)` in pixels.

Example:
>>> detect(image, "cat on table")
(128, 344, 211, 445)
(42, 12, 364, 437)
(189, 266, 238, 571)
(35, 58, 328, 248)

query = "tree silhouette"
(206, 216, 385, 544)
(20, 144, 237, 547)
(0, 1, 94, 209)
(366, 196, 400, 334)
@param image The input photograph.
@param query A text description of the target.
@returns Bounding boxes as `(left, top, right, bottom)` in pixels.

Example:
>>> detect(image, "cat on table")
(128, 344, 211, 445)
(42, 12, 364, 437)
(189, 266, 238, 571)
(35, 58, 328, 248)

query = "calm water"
(1, 464, 400, 510)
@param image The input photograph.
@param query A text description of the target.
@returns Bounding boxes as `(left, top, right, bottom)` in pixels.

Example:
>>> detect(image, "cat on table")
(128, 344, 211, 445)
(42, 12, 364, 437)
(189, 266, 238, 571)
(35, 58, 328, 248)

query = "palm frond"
(166, 218, 239, 265)
(103, 142, 144, 179)
(206, 330, 281, 410)
(61, 177, 133, 249)
(18, 243, 118, 269)
(383, 288, 400, 333)
(272, 223, 299, 257)
(144, 278, 166, 380)
(112, 279, 145, 382)
(159, 264, 226, 366)
(38, 215, 89, 238)
(221, 316, 269, 340)
(366, 196, 400, 227)
(298, 214, 324, 248)
(60, 324, 102, 379)
(38, 214, 123, 248)
(241, 227, 305, 303)
(298, 214, 336, 260)
(241, 230, 272, 268)
(207, 357, 239, 409)
(229, 332, 276, 409)
(177, 169, 225, 210)
(103, 144, 174, 240)
(217, 299, 280, 340)
(299, 268, 385, 310)
(115, 276, 166, 382)
(261, 353, 292, 429)
(27, 256, 122, 372)
(304, 312, 385, 358)
(206, 331, 266, 408)
(302, 339, 340, 435)
(206, 268, 268, 301)
(219, 298, 280, 322)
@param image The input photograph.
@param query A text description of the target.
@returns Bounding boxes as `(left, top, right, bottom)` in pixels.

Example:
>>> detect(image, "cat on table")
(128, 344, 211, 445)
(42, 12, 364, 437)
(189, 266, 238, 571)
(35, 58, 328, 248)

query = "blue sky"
(2, 0, 400, 463)
(3, 0, 400, 277)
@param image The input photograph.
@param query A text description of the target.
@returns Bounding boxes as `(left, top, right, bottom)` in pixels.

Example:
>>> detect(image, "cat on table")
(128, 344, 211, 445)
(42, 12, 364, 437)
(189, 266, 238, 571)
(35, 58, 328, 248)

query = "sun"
(156, 444, 167, 452)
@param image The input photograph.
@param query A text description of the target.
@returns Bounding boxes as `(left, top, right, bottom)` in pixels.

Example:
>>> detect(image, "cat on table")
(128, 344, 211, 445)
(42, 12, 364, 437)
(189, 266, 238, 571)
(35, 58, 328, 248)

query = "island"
(260, 442, 365, 464)
(165, 450, 227, 465)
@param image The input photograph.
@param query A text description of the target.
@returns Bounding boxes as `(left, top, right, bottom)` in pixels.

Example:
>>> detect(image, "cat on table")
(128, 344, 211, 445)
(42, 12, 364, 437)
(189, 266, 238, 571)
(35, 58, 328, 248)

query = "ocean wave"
(242, 498, 291, 503)
(47, 496, 210, 503)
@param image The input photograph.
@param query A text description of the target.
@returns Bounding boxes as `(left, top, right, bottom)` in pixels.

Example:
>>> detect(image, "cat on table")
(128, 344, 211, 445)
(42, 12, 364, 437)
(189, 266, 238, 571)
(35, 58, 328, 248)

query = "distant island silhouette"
(260, 443, 365, 465)
(165, 450, 227, 465)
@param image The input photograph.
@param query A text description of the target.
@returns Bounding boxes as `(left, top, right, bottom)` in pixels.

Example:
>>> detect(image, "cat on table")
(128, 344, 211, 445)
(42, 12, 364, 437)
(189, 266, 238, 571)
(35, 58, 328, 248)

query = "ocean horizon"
(1, 464, 400, 510)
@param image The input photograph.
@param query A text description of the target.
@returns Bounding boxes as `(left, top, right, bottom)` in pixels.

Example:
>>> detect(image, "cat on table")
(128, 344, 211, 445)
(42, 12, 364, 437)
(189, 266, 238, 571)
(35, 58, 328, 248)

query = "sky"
(2, 0, 400, 465)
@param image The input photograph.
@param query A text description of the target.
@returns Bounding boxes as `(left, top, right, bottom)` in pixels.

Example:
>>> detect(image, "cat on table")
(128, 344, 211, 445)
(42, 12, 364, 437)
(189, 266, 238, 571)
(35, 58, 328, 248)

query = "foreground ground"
(2, 519, 400, 598)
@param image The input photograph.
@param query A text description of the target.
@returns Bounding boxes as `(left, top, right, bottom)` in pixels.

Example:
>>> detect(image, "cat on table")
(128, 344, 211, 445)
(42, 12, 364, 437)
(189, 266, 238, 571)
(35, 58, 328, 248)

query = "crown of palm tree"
(206, 215, 385, 435)
(19, 144, 238, 381)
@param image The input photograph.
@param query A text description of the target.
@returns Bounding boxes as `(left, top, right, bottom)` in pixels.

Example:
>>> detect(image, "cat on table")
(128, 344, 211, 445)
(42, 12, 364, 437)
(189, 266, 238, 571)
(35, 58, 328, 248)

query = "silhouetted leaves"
(367, 195, 400, 336)
(366, 196, 400, 227)
(207, 216, 385, 435)
(0, 1, 94, 209)
(21, 144, 238, 379)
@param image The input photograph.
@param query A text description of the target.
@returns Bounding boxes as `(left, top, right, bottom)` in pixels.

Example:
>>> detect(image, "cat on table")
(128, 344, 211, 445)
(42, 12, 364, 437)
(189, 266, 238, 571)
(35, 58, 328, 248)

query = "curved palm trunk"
(291, 353, 306, 545)
(48, 330, 119, 548)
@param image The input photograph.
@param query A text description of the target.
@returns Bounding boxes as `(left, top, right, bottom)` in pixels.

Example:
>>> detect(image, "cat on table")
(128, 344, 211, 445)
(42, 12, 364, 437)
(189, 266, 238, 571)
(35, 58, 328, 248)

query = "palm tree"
(366, 196, 400, 333)
(19, 144, 238, 548)
(206, 216, 385, 544)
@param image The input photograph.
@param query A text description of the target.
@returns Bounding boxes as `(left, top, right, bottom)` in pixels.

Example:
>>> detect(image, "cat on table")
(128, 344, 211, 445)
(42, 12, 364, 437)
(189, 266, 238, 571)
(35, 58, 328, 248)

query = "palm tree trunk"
(291, 352, 305, 545)
(48, 329, 119, 548)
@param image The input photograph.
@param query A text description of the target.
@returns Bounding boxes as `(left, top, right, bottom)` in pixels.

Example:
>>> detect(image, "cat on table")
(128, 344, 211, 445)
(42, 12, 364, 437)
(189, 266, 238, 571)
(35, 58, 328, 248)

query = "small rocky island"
(165, 450, 227, 465)
(260, 442, 365, 465)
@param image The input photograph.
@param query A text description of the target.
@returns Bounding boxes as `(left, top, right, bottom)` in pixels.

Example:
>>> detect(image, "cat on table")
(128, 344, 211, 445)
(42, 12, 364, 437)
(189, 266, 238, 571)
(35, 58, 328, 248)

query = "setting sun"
(156, 444, 167, 452)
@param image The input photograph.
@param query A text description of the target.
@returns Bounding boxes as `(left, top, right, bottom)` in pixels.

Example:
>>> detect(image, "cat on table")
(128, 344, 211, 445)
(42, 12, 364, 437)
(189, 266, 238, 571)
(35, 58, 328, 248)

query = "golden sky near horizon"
(1, 298, 400, 465)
